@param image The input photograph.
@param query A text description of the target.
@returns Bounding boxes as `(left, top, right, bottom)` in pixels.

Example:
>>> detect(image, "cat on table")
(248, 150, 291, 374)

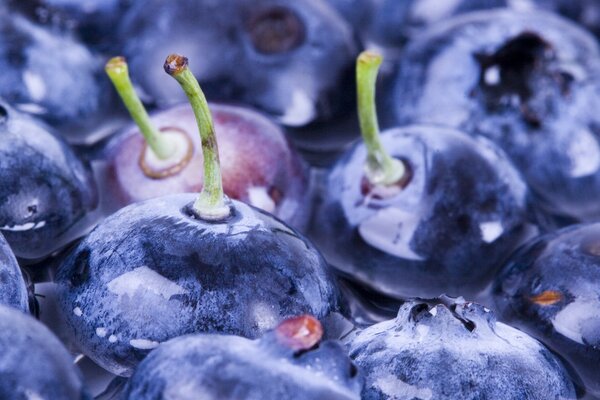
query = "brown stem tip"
(164, 54, 189, 76)
(357, 50, 382, 66)
(275, 315, 323, 351)
(105, 56, 127, 73)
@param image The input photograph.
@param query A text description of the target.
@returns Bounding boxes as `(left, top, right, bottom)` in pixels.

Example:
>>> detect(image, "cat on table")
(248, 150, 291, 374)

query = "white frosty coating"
(410, 0, 460, 24)
(142, 129, 191, 170)
(163, 381, 212, 400)
(358, 207, 424, 261)
(211, 338, 359, 399)
(484, 66, 501, 86)
(352, 307, 548, 357)
(16, 103, 47, 115)
(22, 70, 47, 101)
(480, 221, 504, 243)
(107, 266, 187, 300)
(0, 220, 45, 232)
(73, 307, 82, 317)
(373, 374, 433, 400)
(551, 296, 598, 345)
(507, 0, 536, 11)
(417, 48, 475, 127)
(566, 128, 600, 178)
(278, 89, 315, 127)
(415, 324, 430, 342)
(24, 390, 44, 400)
(130, 339, 160, 350)
(108, 335, 118, 344)
(96, 328, 107, 338)
(429, 307, 438, 317)
(247, 186, 276, 214)
(250, 302, 279, 332)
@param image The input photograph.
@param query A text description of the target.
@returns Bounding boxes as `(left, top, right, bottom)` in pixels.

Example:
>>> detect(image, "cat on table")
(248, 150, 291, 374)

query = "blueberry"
(117, 0, 358, 127)
(123, 315, 361, 399)
(56, 194, 345, 376)
(346, 298, 576, 399)
(0, 9, 109, 141)
(535, 0, 600, 40)
(371, 0, 508, 48)
(315, 124, 529, 299)
(15, 0, 135, 51)
(0, 304, 88, 399)
(0, 101, 98, 259)
(101, 101, 311, 231)
(0, 233, 28, 312)
(492, 223, 600, 398)
(389, 9, 600, 225)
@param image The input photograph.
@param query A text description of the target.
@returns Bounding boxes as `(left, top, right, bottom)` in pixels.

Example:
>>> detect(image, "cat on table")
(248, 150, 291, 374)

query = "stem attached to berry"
(164, 54, 230, 221)
(105, 57, 176, 160)
(357, 51, 406, 186)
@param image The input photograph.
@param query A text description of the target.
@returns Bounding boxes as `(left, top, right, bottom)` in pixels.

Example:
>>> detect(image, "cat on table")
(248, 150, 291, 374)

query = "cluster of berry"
(1, 1, 599, 399)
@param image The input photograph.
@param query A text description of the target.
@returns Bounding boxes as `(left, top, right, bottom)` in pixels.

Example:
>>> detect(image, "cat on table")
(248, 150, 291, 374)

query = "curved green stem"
(105, 57, 175, 160)
(357, 51, 405, 186)
(164, 54, 229, 220)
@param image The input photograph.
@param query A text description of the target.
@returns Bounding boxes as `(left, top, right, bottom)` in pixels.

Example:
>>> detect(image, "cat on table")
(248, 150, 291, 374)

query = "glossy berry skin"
(492, 223, 600, 398)
(0, 233, 28, 312)
(117, 0, 358, 127)
(56, 194, 345, 377)
(0, 304, 88, 399)
(389, 10, 600, 225)
(123, 322, 361, 399)
(0, 102, 98, 259)
(315, 125, 529, 299)
(371, 0, 507, 48)
(346, 299, 576, 400)
(0, 9, 107, 141)
(102, 103, 311, 231)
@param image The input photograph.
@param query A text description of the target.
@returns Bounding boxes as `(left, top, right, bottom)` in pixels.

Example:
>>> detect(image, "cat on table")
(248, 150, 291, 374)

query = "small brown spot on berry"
(530, 290, 563, 306)
(275, 315, 323, 351)
(246, 7, 305, 54)
(268, 186, 283, 205)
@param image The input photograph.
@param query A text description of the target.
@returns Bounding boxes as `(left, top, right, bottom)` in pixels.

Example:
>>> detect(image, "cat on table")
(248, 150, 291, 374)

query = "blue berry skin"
(388, 10, 600, 226)
(0, 8, 108, 141)
(0, 233, 28, 312)
(371, 0, 507, 48)
(534, 0, 600, 40)
(325, 0, 374, 32)
(15, 0, 134, 51)
(56, 194, 345, 377)
(314, 125, 529, 299)
(117, 0, 358, 127)
(0, 102, 98, 260)
(346, 299, 577, 400)
(123, 331, 361, 399)
(492, 223, 600, 398)
(0, 304, 89, 399)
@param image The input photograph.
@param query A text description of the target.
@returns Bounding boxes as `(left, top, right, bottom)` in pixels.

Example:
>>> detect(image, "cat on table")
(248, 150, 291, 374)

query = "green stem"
(357, 51, 405, 186)
(105, 56, 175, 160)
(164, 54, 229, 220)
